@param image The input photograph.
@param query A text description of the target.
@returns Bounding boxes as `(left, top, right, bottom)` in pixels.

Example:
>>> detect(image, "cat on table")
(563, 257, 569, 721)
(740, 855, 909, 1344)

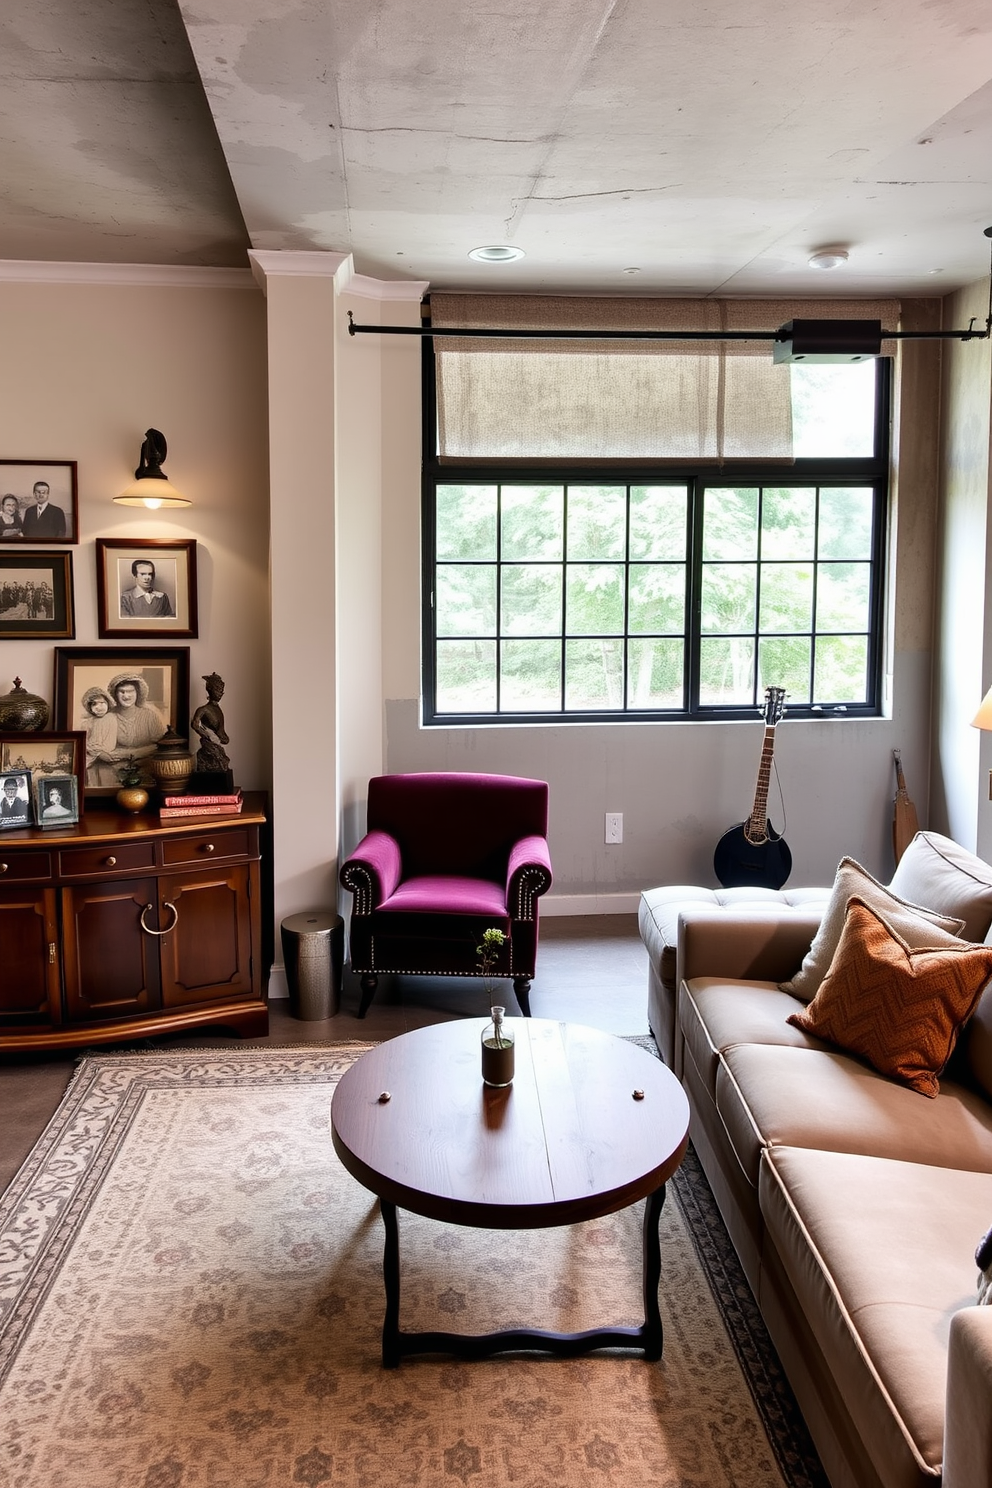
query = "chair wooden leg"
(513, 977, 532, 1017)
(357, 974, 379, 1019)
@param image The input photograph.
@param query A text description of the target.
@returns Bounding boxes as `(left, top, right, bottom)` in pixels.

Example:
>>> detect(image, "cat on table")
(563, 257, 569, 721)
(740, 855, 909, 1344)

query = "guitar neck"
(748, 726, 777, 835)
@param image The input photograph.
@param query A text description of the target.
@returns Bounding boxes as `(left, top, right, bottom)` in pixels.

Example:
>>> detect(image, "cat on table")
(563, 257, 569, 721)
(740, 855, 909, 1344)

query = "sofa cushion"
(639, 884, 830, 995)
(787, 897, 992, 1098)
(715, 1042, 992, 1190)
(889, 830, 992, 943)
(780, 856, 964, 1002)
(760, 1146, 992, 1486)
(680, 978, 824, 1101)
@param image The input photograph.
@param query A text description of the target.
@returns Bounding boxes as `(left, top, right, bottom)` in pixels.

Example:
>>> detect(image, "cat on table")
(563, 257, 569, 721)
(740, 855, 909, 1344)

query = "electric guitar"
(713, 686, 792, 889)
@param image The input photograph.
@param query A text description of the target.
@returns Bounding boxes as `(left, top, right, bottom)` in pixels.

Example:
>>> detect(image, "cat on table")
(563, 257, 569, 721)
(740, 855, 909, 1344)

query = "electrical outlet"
(605, 812, 623, 844)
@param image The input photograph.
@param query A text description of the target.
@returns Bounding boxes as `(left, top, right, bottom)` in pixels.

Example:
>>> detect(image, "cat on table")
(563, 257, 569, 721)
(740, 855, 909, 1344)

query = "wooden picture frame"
(95, 539, 198, 639)
(0, 732, 85, 810)
(0, 551, 75, 639)
(0, 460, 78, 544)
(54, 646, 190, 796)
(33, 771, 80, 828)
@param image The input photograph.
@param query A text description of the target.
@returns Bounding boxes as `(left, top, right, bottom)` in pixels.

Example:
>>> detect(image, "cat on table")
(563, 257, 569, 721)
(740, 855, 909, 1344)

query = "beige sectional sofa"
(638, 834, 992, 1488)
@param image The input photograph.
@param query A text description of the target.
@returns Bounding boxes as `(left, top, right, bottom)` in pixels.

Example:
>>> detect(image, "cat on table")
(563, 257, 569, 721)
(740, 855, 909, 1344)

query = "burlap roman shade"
(430, 294, 899, 465)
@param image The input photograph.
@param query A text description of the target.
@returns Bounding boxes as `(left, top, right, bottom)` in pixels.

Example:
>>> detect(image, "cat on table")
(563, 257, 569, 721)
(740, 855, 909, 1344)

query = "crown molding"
(0, 260, 255, 287)
(248, 250, 350, 293)
(345, 272, 429, 302)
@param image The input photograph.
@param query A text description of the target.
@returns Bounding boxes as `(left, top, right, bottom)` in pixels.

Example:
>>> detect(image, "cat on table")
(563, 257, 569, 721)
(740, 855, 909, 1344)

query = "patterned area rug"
(0, 1045, 826, 1488)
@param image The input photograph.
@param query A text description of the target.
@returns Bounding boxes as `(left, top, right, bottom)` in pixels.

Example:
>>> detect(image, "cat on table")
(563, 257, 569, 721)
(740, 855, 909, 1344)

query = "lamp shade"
(972, 686, 992, 731)
(114, 429, 191, 509)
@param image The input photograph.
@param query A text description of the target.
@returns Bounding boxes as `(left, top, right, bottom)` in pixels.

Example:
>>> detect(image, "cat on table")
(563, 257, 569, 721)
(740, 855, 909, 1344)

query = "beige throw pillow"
(889, 831, 992, 943)
(780, 856, 965, 1002)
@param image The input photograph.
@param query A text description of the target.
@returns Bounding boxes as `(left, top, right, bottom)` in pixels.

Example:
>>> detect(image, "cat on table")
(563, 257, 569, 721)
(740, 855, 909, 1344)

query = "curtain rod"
(346, 312, 991, 343)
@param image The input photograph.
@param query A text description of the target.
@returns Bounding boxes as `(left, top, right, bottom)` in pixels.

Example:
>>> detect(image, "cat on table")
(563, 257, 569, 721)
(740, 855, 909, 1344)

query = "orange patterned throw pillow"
(787, 897, 992, 1097)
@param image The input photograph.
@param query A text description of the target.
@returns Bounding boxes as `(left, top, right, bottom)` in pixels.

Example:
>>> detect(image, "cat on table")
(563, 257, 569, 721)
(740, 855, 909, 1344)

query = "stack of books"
(159, 788, 243, 820)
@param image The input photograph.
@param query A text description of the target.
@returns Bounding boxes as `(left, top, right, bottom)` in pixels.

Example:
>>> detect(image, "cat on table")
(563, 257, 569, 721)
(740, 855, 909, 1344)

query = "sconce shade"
(972, 686, 992, 731)
(114, 429, 191, 508)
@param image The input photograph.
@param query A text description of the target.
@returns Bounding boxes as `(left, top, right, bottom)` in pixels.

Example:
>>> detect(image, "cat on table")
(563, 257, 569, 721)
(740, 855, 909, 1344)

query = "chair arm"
(506, 836, 553, 919)
(943, 1307, 992, 1488)
(678, 908, 822, 987)
(339, 830, 402, 914)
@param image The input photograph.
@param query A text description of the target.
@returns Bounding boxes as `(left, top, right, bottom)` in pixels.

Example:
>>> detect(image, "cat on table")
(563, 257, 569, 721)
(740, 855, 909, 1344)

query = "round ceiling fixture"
(468, 244, 525, 263)
(808, 247, 850, 270)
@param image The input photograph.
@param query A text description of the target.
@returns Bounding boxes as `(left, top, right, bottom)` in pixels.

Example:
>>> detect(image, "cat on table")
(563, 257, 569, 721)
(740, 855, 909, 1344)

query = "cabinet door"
(62, 878, 162, 1021)
(158, 864, 254, 1007)
(0, 886, 60, 1025)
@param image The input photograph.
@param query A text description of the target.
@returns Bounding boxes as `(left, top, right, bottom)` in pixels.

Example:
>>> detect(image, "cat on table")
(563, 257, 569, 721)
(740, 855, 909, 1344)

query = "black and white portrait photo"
(0, 461, 78, 544)
(0, 772, 32, 830)
(33, 772, 79, 828)
(96, 540, 197, 638)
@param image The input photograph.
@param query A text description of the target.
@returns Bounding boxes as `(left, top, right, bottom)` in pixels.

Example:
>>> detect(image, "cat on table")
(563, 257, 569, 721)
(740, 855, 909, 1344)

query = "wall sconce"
(114, 429, 191, 509)
(971, 685, 992, 800)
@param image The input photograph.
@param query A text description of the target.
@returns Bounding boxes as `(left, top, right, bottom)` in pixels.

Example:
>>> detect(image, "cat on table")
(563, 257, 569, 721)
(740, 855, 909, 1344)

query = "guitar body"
(713, 822, 792, 889)
(713, 685, 792, 890)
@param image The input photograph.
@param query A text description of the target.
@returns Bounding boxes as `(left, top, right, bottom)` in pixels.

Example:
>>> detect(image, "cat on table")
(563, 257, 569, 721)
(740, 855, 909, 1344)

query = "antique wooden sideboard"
(0, 792, 270, 1052)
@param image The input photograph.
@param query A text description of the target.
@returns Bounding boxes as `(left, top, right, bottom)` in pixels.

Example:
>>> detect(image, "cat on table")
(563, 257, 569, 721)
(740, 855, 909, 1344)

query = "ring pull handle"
(105, 855, 117, 867)
(139, 900, 179, 937)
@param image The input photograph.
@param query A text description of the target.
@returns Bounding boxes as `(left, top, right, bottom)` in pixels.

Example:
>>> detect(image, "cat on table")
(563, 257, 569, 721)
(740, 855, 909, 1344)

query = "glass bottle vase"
(481, 1005, 515, 1087)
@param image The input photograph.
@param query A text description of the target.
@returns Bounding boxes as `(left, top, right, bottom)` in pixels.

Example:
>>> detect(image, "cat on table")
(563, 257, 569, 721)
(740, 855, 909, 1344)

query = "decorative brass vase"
(116, 786, 149, 814)
(150, 728, 195, 796)
(0, 677, 50, 732)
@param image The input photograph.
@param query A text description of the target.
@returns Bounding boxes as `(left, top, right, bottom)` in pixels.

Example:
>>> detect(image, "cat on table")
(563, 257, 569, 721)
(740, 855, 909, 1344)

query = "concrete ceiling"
(3, 0, 992, 297)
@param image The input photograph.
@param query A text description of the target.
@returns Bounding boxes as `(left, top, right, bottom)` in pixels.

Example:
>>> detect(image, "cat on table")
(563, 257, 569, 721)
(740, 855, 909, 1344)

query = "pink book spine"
(162, 792, 242, 807)
(159, 803, 243, 818)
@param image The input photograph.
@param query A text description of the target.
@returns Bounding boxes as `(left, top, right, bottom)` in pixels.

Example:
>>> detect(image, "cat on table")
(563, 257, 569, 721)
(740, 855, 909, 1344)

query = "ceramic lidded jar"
(0, 678, 50, 732)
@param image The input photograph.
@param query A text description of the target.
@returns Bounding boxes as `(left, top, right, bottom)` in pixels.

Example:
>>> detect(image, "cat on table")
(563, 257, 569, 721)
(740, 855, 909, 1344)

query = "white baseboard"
(540, 892, 643, 916)
(268, 964, 290, 1000)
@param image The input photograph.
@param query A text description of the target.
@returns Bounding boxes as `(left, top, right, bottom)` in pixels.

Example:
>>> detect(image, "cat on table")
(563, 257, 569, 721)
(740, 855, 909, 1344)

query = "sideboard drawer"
(161, 827, 252, 867)
(58, 843, 157, 878)
(0, 851, 52, 883)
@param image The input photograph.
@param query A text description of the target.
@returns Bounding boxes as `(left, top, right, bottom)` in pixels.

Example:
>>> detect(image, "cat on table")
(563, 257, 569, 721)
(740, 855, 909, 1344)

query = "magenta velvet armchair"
(340, 772, 553, 1018)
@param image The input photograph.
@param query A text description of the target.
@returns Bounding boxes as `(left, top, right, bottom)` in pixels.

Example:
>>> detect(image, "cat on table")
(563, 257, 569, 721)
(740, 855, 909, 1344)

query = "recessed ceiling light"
(808, 248, 850, 270)
(468, 245, 525, 263)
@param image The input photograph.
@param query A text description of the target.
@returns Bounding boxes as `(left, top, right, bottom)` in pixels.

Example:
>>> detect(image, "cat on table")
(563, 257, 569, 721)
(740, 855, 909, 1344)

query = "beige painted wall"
(381, 307, 943, 900)
(932, 279, 992, 854)
(0, 272, 271, 790)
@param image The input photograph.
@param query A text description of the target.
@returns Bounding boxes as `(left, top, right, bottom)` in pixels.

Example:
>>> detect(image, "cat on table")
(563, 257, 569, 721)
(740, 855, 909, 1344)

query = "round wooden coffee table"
(330, 1018, 690, 1367)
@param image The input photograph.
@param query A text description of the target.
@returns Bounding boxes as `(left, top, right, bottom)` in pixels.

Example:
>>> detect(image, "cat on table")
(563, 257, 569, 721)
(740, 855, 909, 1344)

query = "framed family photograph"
(54, 646, 190, 795)
(0, 770, 33, 830)
(95, 539, 198, 639)
(0, 460, 78, 544)
(34, 772, 79, 828)
(0, 552, 75, 638)
(0, 732, 85, 810)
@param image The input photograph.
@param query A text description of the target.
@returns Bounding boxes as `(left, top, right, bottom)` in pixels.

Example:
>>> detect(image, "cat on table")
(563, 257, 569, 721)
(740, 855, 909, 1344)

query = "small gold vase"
(116, 786, 149, 814)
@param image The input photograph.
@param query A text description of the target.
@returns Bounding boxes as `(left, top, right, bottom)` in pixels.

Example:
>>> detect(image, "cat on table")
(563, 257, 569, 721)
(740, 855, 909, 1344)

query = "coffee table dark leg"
(378, 1185, 667, 1366)
(380, 1199, 402, 1368)
(640, 1182, 666, 1361)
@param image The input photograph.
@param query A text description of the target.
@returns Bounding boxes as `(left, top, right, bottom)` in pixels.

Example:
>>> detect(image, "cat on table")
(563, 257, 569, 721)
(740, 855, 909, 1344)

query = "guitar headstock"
(762, 686, 787, 725)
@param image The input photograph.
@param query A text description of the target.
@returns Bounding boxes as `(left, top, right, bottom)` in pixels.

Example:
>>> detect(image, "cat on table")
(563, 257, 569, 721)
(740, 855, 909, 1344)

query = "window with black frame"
(422, 299, 890, 725)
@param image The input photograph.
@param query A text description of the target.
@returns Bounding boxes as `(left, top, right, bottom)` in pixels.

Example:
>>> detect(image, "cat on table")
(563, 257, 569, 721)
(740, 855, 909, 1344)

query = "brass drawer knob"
(0, 862, 7, 874)
(105, 855, 117, 867)
(201, 842, 215, 854)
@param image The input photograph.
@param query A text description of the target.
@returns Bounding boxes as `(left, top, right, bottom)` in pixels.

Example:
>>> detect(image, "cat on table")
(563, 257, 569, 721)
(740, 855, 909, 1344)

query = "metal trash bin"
(281, 911, 343, 1020)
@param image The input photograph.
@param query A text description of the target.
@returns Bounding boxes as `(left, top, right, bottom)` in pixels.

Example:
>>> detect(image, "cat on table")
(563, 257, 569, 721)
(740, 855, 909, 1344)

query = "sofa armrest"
(506, 836, 553, 919)
(340, 829, 402, 914)
(943, 1307, 992, 1488)
(678, 908, 823, 987)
